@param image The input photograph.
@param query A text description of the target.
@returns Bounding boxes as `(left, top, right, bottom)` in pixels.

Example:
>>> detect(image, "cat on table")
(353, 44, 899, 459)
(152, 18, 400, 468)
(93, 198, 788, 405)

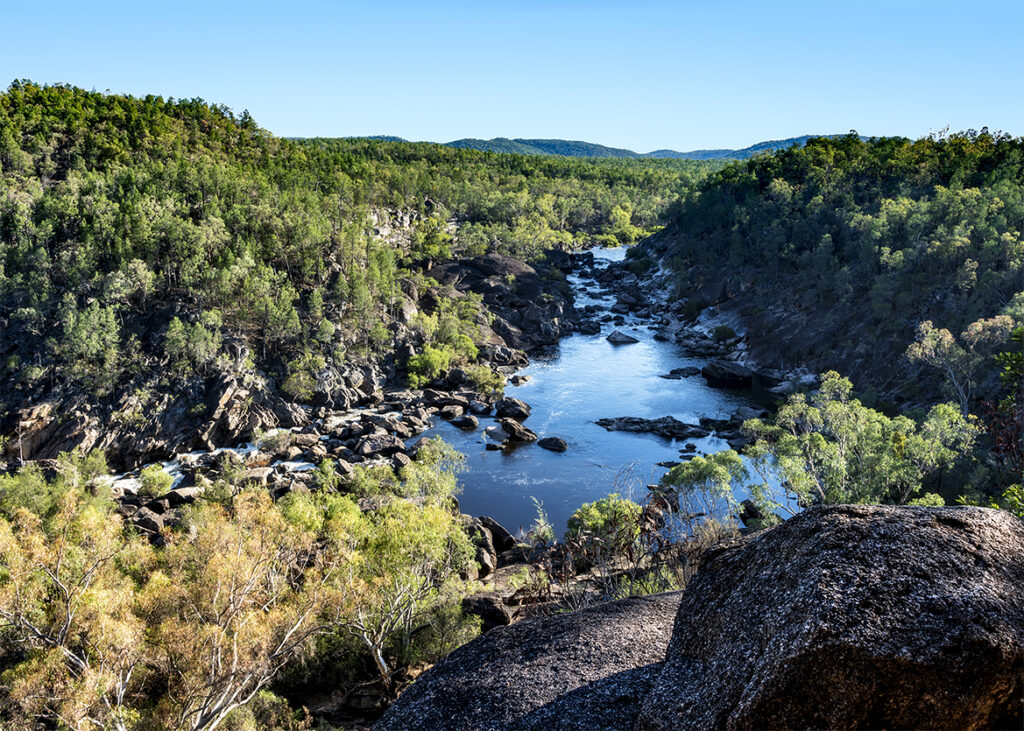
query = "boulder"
(461, 594, 514, 633)
(479, 515, 517, 553)
(595, 416, 709, 439)
(354, 434, 406, 458)
(637, 505, 1024, 730)
(497, 418, 537, 444)
(378, 506, 1024, 730)
(537, 437, 568, 452)
(495, 397, 531, 422)
(577, 321, 601, 335)
(701, 360, 755, 387)
(606, 329, 640, 345)
(244, 466, 275, 485)
(131, 507, 164, 534)
(450, 414, 479, 430)
(376, 592, 684, 731)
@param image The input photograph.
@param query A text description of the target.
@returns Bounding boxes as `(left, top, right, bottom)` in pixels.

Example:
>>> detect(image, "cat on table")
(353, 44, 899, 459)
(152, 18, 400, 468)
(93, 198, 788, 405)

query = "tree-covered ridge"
(445, 137, 641, 158)
(442, 134, 861, 160)
(0, 81, 715, 424)
(657, 131, 1024, 403)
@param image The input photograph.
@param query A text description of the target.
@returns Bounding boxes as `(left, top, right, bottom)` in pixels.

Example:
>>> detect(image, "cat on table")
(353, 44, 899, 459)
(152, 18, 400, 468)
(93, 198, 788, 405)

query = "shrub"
(565, 493, 641, 554)
(282, 351, 326, 402)
(138, 464, 173, 498)
(407, 344, 452, 388)
(712, 325, 737, 343)
(464, 364, 505, 395)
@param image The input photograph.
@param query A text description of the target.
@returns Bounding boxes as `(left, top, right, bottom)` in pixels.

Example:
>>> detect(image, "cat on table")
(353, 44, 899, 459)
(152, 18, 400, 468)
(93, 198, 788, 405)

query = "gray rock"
(498, 418, 537, 443)
(132, 507, 164, 534)
(606, 329, 640, 345)
(354, 433, 406, 457)
(496, 397, 531, 422)
(732, 405, 769, 422)
(637, 505, 1024, 730)
(376, 592, 684, 731)
(163, 485, 204, 506)
(461, 594, 513, 632)
(390, 452, 412, 471)
(479, 515, 517, 553)
(537, 436, 568, 452)
(701, 359, 755, 387)
(450, 414, 479, 430)
(379, 505, 1024, 731)
(595, 416, 709, 439)
(244, 466, 274, 485)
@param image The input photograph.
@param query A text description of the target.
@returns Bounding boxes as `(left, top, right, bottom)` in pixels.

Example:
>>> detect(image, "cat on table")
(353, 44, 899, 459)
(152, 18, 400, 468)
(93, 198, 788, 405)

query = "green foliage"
(743, 371, 979, 509)
(464, 363, 505, 395)
(281, 350, 326, 402)
(137, 464, 173, 498)
(663, 131, 1024, 403)
(907, 492, 946, 507)
(712, 325, 737, 343)
(526, 497, 555, 546)
(164, 313, 223, 377)
(0, 81, 717, 417)
(0, 440, 478, 726)
(566, 493, 641, 550)
(407, 344, 453, 387)
(661, 450, 748, 520)
(0, 448, 110, 522)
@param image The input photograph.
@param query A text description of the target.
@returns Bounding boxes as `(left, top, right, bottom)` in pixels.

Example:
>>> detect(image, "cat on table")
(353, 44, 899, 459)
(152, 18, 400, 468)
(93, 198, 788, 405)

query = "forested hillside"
(647, 131, 1024, 407)
(0, 81, 715, 463)
(443, 134, 858, 159)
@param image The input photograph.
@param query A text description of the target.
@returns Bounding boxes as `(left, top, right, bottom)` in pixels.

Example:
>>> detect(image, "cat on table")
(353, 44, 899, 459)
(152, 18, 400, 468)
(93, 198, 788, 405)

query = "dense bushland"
(0, 440, 477, 729)
(0, 80, 716, 421)
(657, 131, 1024, 405)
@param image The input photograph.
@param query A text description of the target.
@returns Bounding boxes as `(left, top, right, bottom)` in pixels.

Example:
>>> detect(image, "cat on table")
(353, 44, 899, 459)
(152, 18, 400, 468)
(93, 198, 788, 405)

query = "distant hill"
(656, 135, 866, 160)
(445, 137, 640, 158)
(442, 134, 862, 159)
(345, 133, 866, 159)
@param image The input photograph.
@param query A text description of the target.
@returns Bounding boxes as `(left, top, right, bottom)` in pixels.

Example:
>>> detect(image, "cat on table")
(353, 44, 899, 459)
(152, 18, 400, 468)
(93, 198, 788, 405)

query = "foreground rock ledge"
(638, 504, 1024, 730)
(376, 505, 1024, 730)
(375, 592, 684, 731)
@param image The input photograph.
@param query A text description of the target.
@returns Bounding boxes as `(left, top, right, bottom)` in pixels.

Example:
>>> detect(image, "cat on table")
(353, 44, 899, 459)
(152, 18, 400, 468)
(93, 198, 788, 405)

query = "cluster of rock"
(596, 405, 768, 452)
(571, 251, 817, 396)
(427, 251, 579, 352)
(377, 505, 1024, 730)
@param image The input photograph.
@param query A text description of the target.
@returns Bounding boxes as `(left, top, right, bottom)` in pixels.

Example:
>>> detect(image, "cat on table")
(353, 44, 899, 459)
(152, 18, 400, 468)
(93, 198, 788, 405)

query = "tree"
(0, 492, 149, 731)
(660, 451, 747, 527)
(142, 490, 346, 730)
(743, 371, 978, 509)
(281, 350, 326, 402)
(907, 317, 1014, 415)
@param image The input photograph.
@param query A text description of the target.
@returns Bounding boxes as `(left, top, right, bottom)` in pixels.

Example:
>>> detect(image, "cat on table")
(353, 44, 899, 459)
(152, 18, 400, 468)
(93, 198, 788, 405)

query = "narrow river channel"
(422, 248, 762, 535)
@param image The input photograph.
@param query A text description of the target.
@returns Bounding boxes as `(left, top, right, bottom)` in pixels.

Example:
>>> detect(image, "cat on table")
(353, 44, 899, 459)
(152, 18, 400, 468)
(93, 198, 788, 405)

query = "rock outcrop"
(377, 505, 1024, 730)
(638, 504, 1024, 730)
(375, 592, 684, 731)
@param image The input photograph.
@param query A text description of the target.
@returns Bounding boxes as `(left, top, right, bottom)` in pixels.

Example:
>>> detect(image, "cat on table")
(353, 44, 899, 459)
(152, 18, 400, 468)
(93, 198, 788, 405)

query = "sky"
(1, 0, 1021, 152)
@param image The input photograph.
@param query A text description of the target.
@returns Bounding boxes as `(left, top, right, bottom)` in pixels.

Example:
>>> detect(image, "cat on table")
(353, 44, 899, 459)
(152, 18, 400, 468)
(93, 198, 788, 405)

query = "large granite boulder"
(375, 592, 684, 731)
(637, 504, 1024, 730)
(376, 505, 1024, 730)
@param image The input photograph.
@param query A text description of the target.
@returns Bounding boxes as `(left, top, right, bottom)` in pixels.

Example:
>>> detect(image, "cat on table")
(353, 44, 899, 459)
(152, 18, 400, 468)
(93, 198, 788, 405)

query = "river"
(421, 248, 762, 536)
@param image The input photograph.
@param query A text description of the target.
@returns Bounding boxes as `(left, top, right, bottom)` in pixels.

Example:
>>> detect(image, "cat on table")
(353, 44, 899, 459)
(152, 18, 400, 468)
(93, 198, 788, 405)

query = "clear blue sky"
(1, 0, 1021, 151)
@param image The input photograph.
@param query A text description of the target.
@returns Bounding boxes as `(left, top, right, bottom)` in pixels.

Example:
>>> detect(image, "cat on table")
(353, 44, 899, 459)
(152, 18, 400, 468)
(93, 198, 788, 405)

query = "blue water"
(422, 248, 761, 536)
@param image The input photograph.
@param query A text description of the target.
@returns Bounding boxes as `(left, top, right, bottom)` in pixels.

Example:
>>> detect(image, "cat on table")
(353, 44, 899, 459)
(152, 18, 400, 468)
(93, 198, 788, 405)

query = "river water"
(422, 248, 760, 536)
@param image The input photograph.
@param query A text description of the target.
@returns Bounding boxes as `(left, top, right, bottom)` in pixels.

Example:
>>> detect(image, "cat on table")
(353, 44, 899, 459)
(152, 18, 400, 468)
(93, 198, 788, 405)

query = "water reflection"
(423, 248, 760, 534)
